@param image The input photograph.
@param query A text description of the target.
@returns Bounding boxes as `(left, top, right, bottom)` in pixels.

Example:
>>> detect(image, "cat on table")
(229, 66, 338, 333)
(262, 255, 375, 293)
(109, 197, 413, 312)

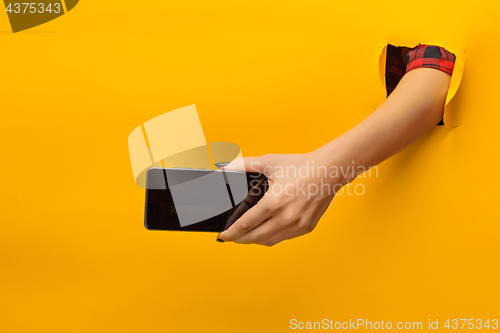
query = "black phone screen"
(145, 168, 269, 232)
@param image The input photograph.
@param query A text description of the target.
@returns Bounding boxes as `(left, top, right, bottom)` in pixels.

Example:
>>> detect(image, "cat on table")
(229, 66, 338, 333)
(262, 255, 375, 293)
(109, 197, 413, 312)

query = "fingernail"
(216, 238, 225, 243)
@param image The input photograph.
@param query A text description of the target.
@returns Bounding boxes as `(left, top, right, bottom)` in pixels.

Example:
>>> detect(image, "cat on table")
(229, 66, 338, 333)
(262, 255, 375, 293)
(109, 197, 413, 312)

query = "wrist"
(308, 139, 358, 187)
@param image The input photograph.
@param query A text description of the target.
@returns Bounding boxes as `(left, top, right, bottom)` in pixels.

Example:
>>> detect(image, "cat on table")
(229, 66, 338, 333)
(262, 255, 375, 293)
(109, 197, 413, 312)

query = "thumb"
(220, 156, 269, 174)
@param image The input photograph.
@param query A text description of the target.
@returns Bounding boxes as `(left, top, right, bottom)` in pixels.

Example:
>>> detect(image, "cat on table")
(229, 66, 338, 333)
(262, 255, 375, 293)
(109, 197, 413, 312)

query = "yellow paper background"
(1, 0, 499, 332)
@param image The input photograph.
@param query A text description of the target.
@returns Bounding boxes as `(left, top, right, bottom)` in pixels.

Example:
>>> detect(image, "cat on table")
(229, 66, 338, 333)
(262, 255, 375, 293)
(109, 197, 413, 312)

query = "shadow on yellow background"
(0, 0, 499, 332)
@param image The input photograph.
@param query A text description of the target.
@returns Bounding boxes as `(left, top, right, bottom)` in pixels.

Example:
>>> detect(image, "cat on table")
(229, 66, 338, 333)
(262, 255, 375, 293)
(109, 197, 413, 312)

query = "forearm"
(313, 68, 452, 184)
(218, 62, 455, 246)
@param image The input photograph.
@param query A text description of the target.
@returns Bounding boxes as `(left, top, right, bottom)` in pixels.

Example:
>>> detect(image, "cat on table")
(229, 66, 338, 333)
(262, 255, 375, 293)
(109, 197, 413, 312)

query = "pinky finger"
(259, 224, 302, 247)
(260, 217, 319, 247)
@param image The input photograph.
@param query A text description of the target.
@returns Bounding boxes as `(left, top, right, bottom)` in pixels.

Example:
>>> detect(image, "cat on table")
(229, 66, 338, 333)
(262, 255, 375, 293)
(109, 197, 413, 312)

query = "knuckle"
(249, 235, 263, 244)
(281, 212, 297, 225)
(238, 220, 252, 232)
(265, 195, 281, 209)
(299, 222, 315, 234)
(280, 219, 294, 228)
(304, 223, 316, 234)
(261, 202, 274, 214)
(258, 201, 274, 215)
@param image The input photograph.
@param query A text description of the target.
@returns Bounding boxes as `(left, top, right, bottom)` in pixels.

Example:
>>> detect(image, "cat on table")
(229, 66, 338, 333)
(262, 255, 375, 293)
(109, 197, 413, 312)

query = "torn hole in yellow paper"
(375, 41, 466, 127)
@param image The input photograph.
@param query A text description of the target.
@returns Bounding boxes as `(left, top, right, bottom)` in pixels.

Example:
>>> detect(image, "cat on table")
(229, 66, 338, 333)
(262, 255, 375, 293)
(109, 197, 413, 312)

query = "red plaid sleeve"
(385, 44, 456, 125)
(386, 44, 456, 96)
(385, 45, 410, 96)
(403, 44, 456, 75)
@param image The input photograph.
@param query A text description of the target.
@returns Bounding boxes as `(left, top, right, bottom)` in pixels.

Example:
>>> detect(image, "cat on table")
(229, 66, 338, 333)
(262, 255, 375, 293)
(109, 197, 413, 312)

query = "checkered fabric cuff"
(403, 45, 456, 75)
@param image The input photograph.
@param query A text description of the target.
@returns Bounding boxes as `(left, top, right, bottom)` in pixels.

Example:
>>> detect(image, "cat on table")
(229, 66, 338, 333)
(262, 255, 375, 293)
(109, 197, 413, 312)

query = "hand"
(216, 68, 452, 246)
(217, 151, 343, 246)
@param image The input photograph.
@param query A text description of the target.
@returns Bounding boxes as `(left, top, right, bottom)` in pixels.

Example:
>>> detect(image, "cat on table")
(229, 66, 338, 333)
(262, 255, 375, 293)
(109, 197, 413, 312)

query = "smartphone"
(145, 168, 269, 232)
